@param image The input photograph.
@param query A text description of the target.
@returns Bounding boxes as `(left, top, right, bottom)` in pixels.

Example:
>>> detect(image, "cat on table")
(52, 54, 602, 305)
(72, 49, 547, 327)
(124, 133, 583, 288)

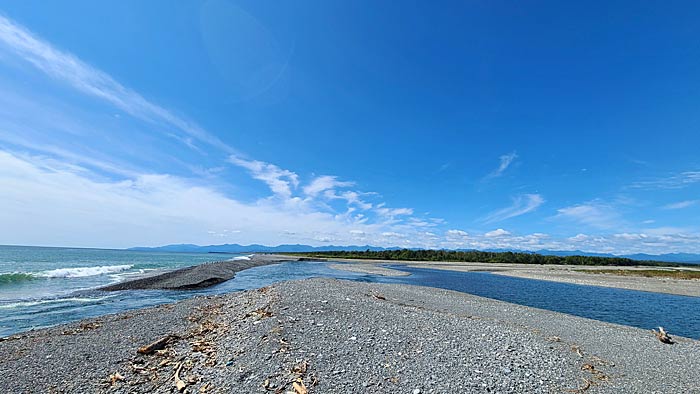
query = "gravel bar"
(1, 278, 698, 393)
(99, 254, 302, 291)
(328, 263, 411, 276)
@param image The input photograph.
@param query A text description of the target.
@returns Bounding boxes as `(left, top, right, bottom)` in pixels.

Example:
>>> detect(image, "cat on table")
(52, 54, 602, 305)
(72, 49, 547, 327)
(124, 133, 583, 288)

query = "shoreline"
(1, 278, 697, 393)
(308, 257, 700, 297)
(328, 263, 411, 276)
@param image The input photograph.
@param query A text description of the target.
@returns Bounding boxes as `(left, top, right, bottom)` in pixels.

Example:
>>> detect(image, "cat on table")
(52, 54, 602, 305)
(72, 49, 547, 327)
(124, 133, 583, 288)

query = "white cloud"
(613, 233, 649, 241)
(482, 194, 544, 223)
(568, 233, 590, 242)
(486, 152, 518, 179)
(0, 150, 408, 248)
(8, 151, 696, 254)
(446, 229, 469, 237)
(663, 200, 698, 210)
(303, 175, 354, 197)
(228, 155, 299, 199)
(0, 15, 231, 153)
(484, 228, 511, 238)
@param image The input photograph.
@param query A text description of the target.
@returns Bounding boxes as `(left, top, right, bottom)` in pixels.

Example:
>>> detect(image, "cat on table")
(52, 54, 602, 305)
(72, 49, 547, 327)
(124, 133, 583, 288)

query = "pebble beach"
(1, 278, 698, 393)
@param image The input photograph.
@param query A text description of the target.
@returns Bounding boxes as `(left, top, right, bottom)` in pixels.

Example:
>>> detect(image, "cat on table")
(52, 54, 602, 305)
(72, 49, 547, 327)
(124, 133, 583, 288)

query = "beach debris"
(258, 286, 271, 294)
(80, 321, 102, 330)
(106, 372, 125, 386)
(174, 362, 187, 391)
(262, 378, 273, 390)
(138, 335, 177, 355)
(292, 360, 308, 375)
(581, 363, 609, 382)
(292, 378, 308, 394)
(368, 292, 387, 300)
(0, 334, 24, 342)
(652, 326, 674, 344)
(571, 345, 584, 358)
(566, 377, 592, 393)
(62, 321, 102, 335)
(245, 306, 274, 320)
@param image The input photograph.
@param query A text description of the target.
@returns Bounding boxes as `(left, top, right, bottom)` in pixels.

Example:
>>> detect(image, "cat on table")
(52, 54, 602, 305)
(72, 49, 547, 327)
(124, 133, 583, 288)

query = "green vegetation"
(290, 249, 683, 267)
(578, 269, 700, 279)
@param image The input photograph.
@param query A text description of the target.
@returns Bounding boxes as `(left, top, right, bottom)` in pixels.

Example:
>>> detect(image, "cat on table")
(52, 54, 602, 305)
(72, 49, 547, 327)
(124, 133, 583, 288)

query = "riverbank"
(328, 263, 410, 276)
(1, 278, 698, 393)
(314, 257, 700, 297)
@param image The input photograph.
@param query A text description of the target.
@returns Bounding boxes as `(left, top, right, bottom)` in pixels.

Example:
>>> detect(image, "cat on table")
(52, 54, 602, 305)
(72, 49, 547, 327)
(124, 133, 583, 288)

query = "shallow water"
(379, 265, 700, 339)
(1, 246, 698, 339)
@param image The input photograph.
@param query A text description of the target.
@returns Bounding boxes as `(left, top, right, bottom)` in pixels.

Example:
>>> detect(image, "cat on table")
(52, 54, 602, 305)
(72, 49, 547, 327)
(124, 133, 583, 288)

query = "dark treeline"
(293, 249, 681, 267)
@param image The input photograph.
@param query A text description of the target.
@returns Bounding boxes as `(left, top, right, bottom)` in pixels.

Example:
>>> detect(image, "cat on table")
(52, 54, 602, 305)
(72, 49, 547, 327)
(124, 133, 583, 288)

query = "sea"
(1, 245, 698, 339)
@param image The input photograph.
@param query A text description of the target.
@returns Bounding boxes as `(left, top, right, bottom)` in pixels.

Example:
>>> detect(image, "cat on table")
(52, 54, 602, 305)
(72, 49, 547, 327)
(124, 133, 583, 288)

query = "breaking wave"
(36, 265, 134, 278)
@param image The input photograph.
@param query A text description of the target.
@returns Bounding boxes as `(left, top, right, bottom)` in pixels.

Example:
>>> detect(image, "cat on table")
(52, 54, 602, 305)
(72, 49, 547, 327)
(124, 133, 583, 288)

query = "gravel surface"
(1, 278, 698, 393)
(100, 254, 301, 291)
(328, 263, 411, 276)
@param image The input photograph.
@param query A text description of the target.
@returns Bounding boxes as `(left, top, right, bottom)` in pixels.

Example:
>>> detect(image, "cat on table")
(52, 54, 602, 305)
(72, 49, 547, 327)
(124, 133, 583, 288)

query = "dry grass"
(577, 269, 700, 280)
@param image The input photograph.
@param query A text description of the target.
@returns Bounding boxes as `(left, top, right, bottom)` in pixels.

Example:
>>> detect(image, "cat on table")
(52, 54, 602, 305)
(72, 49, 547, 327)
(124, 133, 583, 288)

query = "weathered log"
(174, 362, 187, 391)
(137, 335, 176, 355)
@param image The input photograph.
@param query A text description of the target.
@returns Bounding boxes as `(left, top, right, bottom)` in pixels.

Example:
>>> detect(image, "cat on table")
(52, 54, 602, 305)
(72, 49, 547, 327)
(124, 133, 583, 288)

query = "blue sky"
(0, 1, 699, 253)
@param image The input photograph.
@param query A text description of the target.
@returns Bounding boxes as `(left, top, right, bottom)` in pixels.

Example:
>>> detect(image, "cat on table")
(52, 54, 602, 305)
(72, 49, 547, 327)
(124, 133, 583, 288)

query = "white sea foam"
(0, 296, 113, 309)
(37, 264, 133, 278)
(230, 255, 252, 261)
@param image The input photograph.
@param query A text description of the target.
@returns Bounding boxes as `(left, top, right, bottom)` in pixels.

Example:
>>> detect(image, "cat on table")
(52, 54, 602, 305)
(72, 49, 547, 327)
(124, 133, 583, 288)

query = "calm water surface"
(380, 265, 700, 339)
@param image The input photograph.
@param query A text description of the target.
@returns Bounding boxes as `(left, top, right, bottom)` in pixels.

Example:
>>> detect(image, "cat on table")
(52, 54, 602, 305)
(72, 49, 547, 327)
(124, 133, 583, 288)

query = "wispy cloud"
(228, 155, 299, 199)
(485, 152, 518, 179)
(303, 175, 354, 197)
(662, 200, 699, 210)
(482, 194, 544, 223)
(0, 14, 232, 153)
(375, 205, 414, 218)
(630, 171, 700, 189)
(554, 202, 621, 229)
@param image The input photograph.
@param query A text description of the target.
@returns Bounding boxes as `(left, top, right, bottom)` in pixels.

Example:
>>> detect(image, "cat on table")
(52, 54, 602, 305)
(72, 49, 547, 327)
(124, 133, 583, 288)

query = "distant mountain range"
(128, 243, 700, 264)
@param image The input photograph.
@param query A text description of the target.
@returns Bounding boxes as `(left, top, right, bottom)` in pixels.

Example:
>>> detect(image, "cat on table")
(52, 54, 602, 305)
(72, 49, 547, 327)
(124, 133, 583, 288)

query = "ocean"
(0, 245, 375, 337)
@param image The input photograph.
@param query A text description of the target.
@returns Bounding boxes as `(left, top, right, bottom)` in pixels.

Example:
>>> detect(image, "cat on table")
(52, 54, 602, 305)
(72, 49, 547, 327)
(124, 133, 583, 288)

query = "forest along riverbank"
(1, 278, 698, 393)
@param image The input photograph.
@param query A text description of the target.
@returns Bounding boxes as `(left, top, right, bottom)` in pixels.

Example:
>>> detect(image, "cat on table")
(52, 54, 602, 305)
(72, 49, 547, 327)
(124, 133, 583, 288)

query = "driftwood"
(652, 327, 674, 344)
(137, 335, 176, 355)
(292, 379, 308, 394)
(174, 362, 187, 391)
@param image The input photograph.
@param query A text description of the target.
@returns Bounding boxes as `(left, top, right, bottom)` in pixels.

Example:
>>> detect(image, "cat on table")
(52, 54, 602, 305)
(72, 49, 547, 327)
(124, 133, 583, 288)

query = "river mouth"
(2, 260, 699, 339)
